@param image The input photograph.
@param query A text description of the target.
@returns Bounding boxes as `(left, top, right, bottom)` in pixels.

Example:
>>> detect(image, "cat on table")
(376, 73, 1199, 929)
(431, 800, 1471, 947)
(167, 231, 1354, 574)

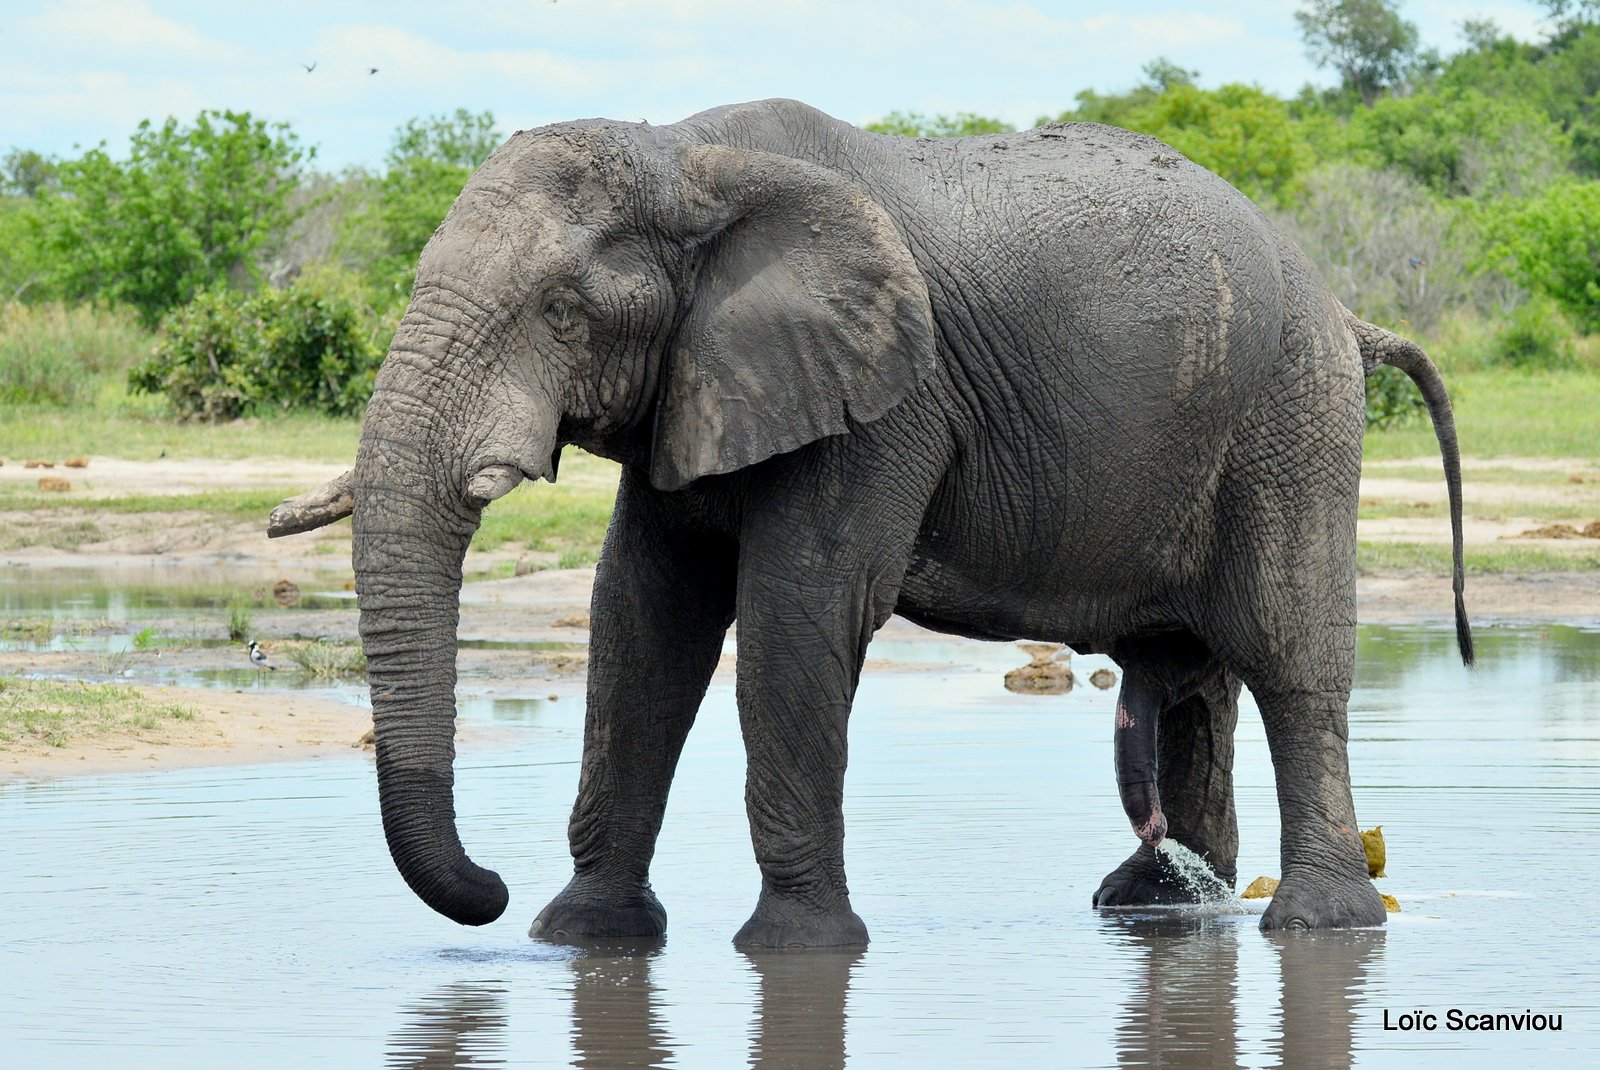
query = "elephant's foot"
(529, 874, 667, 943)
(1093, 843, 1237, 908)
(1259, 869, 1386, 931)
(733, 891, 868, 950)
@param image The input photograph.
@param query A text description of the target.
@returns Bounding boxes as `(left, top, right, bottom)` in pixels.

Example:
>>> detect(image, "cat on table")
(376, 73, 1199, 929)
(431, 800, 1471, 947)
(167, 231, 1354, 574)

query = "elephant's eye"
(543, 297, 575, 331)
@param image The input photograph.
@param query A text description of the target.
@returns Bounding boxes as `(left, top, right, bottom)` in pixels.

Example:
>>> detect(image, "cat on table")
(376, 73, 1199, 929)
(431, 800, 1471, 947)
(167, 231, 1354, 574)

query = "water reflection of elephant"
(1107, 915, 1383, 1069)
(386, 982, 507, 1069)
(564, 945, 858, 1069)
(745, 950, 859, 1070)
(568, 946, 671, 1069)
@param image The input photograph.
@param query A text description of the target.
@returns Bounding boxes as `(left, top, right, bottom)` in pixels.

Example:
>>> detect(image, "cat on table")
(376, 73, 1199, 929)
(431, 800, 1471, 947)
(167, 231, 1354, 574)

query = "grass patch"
(0, 485, 298, 522)
(282, 640, 366, 679)
(1357, 541, 1600, 575)
(1, 617, 111, 644)
(0, 302, 152, 407)
(0, 675, 195, 748)
(225, 598, 253, 642)
(1363, 369, 1600, 462)
(0, 400, 360, 464)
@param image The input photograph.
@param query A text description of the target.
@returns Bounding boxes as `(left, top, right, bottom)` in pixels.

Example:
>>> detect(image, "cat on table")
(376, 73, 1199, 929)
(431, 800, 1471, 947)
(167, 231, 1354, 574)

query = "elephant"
(269, 98, 1471, 946)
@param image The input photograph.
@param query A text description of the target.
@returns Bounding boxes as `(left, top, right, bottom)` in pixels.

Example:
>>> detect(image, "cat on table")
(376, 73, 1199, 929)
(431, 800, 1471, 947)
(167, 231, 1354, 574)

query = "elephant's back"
(890, 128, 1301, 625)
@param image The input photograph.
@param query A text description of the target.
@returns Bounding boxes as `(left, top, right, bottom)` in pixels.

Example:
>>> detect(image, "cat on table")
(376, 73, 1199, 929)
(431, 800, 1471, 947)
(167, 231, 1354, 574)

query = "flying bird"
(248, 640, 276, 671)
(368, 67, 379, 75)
(302, 61, 317, 73)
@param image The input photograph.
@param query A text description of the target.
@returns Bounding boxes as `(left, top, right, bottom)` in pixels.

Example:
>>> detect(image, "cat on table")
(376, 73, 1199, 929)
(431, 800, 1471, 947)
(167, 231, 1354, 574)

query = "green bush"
(0, 301, 151, 406)
(130, 268, 392, 420)
(1491, 180, 1600, 333)
(1364, 364, 1427, 428)
(1493, 298, 1577, 369)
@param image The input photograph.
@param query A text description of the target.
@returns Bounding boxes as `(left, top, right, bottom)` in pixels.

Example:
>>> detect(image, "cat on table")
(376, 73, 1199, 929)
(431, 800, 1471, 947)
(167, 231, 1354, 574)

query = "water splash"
(1157, 841, 1241, 906)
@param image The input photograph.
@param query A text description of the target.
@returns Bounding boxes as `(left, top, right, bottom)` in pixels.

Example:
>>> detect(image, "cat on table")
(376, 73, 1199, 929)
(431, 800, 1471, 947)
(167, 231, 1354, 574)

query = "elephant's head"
(268, 117, 935, 925)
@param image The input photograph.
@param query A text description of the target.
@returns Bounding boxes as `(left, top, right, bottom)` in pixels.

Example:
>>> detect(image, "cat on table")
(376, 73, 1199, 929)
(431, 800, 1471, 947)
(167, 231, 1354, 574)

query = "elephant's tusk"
(465, 464, 525, 508)
(267, 470, 354, 538)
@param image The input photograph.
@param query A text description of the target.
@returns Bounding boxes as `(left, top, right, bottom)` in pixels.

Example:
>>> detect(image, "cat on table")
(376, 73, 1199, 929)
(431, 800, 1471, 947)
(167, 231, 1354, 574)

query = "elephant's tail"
(1349, 313, 1474, 666)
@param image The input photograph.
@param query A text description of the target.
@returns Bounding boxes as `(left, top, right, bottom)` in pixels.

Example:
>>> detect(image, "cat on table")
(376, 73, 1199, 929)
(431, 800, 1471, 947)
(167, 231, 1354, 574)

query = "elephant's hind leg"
(529, 470, 735, 943)
(1201, 320, 1384, 930)
(1095, 646, 1241, 908)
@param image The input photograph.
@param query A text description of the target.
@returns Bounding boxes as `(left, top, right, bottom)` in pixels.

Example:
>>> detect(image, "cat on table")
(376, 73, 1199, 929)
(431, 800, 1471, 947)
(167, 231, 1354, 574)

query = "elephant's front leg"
(530, 472, 735, 942)
(727, 453, 936, 949)
(730, 580, 875, 950)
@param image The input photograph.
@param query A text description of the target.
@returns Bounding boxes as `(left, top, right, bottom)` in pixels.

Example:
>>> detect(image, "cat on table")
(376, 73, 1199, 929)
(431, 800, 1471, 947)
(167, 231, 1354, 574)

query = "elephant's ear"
(649, 144, 936, 491)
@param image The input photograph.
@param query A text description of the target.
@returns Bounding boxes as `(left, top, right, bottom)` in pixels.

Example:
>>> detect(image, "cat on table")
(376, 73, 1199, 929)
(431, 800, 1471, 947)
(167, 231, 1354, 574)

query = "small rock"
(1089, 667, 1118, 690)
(1241, 875, 1279, 899)
(272, 579, 301, 608)
(65, 456, 89, 468)
(37, 476, 71, 492)
(1004, 642, 1074, 695)
(1361, 825, 1386, 878)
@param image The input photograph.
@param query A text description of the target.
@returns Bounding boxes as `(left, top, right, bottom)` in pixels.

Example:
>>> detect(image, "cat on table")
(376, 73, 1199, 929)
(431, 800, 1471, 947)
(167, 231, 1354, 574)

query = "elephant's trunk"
(352, 373, 520, 927)
(1115, 691, 1166, 847)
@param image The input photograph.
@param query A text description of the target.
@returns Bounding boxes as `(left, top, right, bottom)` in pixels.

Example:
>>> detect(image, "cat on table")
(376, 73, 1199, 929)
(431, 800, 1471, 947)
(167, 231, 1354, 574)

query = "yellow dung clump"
(1380, 892, 1401, 913)
(1361, 826, 1386, 878)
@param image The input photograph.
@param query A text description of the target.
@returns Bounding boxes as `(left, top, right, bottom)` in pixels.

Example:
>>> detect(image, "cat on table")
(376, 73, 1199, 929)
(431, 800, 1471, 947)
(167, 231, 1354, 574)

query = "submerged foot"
(1259, 870, 1386, 931)
(1093, 843, 1236, 908)
(529, 876, 667, 943)
(733, 892, 868, 950)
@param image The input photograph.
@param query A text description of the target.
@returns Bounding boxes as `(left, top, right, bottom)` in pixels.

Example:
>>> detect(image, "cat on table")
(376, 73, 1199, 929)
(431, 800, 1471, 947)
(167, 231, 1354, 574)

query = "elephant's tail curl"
(1349, 313, 1474, 666)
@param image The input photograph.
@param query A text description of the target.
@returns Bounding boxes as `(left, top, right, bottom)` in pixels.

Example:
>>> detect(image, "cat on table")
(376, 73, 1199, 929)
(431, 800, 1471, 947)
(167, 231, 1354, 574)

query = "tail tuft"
(1454, 590, 1475, 667)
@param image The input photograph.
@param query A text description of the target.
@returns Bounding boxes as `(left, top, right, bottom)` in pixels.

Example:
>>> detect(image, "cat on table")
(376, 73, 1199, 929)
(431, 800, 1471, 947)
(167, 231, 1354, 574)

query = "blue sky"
(2, 0, 1552, 171)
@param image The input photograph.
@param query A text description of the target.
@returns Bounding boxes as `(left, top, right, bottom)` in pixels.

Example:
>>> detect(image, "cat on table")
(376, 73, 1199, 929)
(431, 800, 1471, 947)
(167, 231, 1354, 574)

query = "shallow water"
(3, 623, 1599, 1067)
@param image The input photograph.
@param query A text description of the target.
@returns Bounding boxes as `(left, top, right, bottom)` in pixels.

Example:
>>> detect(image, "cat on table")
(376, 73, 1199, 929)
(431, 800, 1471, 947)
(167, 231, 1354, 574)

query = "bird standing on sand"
(248, 640, 276, 671)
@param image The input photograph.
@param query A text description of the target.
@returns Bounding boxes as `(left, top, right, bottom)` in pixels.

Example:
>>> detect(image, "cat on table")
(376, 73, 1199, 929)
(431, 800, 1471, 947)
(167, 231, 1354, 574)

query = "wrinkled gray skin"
(271, 99, 1471, 946)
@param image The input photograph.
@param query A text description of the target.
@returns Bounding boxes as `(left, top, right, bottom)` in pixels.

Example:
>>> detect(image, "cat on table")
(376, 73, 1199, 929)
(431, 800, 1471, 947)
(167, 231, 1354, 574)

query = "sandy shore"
(3, 454, 1597, 781)
(0, 684, 378, 780)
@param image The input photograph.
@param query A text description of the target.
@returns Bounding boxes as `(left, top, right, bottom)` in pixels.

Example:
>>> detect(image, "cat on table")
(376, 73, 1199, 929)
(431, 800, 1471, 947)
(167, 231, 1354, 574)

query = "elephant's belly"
(895, 540, 1182, 647)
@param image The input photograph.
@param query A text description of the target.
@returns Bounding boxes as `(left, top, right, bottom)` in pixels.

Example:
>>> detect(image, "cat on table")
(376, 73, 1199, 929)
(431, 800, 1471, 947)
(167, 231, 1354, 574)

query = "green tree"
(2, 149, 58, 198)
(40, 111, 309, 325)
(864, 111, 1014, 137)
(1295, 0, 1421, 104)
(1537, 0, 1600, 38)
(351, 109, 500, 297)
(1432, 20, 1600, 175)
(1141, 57, 1199, 91)
(0, 197, 49, 300)
(1350, 86, 1571, 196)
